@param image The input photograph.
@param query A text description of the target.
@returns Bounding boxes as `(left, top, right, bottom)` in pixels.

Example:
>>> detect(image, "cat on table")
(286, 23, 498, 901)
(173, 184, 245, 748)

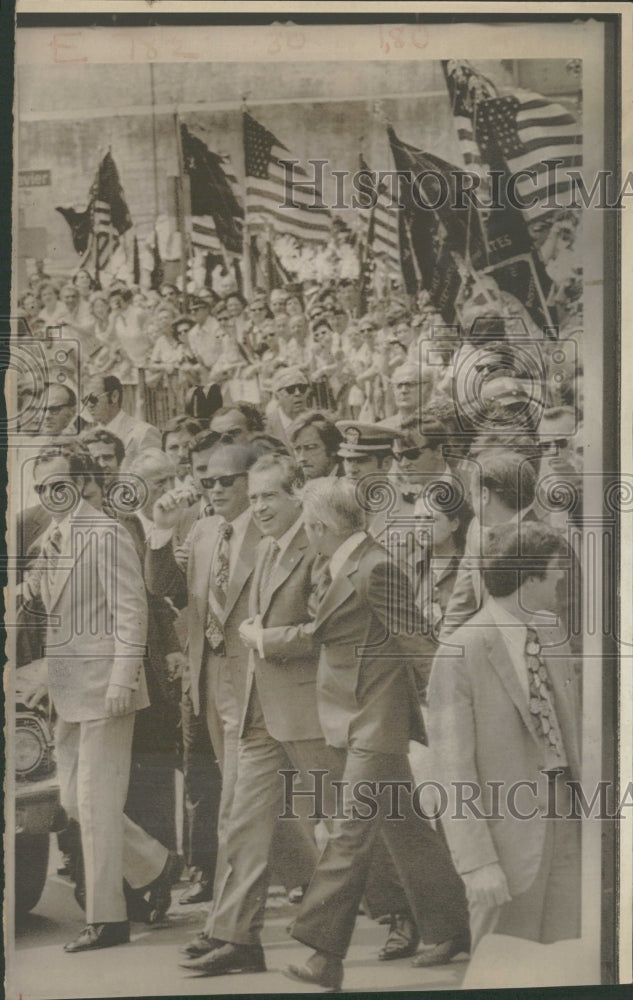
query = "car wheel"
(15, 833, 50, 918)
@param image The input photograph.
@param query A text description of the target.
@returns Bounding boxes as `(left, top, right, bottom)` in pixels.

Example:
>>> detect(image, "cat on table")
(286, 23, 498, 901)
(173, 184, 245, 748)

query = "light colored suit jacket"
(243, 525, 323, 743)
(107, 410, 161, 469)
(145, 513, 262, 715)
(428, 604, 581, 897)
(40, 499, 149, 722)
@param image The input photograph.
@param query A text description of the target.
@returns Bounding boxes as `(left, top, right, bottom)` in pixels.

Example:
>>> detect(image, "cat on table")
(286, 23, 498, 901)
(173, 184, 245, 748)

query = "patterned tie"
(525, 627, 563, 757)
(258, 541, 280, 609)
(314, 563, 333, 608)
(205, 521, 234, 651)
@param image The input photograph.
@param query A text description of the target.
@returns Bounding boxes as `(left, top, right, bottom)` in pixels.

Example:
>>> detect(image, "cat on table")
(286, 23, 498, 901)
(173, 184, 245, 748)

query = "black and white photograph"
(4, 4, 630, 997)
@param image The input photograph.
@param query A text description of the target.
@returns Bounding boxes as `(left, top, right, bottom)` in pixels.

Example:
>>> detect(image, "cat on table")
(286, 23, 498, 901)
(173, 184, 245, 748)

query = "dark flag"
(387, 125, 487, 322)
(55, 205, 91, 254)
(181, 124, 243, 256)
(132, 235, 141, 286)
(149, 235, 164, 291)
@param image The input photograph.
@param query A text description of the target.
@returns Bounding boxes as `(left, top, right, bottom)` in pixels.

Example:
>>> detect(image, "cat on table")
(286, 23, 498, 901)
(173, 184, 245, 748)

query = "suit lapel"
(483, 613, 541, 746)
(314, 537, 368, 628)
(45, 501, 101, 611)
(260, 527, 308, 619)
(223, 516, 261, 621)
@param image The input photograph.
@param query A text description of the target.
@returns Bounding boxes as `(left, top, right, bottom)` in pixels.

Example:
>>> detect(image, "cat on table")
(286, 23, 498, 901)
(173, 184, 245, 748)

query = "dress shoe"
(180, 932, 224, 958)
(377, 913, 420, 961)
(287, 884, 307, 905)
(64, 921, 130, 953)
(410, 930, 470, 968)
(284, 951, 344, 991)
(179, 879, 213, 905)
(146, 850, 178, 924)
(180, 941, 266, 976)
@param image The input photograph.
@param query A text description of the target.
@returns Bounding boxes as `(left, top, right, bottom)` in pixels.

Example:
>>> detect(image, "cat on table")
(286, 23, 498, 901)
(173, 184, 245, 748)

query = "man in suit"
(380, 362, 435, 431)
(82, 374, 161, 469)
(180, 453, 340, 975)
(145, 441, 264, 909)
(42, 382, 87, 437)
(265, 367, 311, 451)
(284, 478, 469, 991)
(428, 521, 581, 949)
(21, 441, 175, 952)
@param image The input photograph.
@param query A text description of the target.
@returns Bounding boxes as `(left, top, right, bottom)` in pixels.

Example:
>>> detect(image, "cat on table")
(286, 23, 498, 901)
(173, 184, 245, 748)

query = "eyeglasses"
(281, 384, 308, 396)
(540, 438, 570, 454)
(393, 446, 432, 462)
(34, 479, 68, 495)
(199, 473, 247, 489)
(82, 391, 107, 407)
(394, 382, 419, 391)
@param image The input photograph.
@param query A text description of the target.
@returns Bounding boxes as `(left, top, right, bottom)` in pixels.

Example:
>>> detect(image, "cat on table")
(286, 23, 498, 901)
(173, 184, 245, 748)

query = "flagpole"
(173, 110, 191, 313)
(240, 99, 252, 301)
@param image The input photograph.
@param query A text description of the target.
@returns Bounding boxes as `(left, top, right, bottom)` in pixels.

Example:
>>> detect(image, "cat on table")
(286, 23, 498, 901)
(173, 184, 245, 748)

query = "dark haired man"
(429, 521, 581, 950)
(82, 374, 160, 468)
(289, 410, 342, 480)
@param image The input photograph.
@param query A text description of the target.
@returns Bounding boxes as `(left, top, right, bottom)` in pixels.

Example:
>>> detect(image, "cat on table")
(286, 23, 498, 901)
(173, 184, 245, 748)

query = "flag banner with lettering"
(243, 111, 332, 244)
(181, 124, 243, 256)
(387, 125, 487, 322)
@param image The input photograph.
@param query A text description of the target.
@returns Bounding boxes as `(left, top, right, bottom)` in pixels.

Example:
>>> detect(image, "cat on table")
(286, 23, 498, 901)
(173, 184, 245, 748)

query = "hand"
(153, 489, 194, 530)
(105, 683, 133, 717)
(462, 862, 511, 909)
(165, 651, 187, 683)
(239, 617, 261, 650)
(20, 679, 48, 709)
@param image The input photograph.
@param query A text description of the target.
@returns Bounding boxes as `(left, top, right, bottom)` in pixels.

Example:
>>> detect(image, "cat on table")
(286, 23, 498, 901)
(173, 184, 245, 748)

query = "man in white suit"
(21, 441, 174, 952)
(428, 521, 581, 950)
(82, 374, 161, 469)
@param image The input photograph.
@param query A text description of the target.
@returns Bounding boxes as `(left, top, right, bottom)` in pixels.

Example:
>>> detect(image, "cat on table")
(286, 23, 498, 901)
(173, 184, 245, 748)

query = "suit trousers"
(468, 777, 581, 949)
(210, 700, 342, 946)
(291, 746, 468, 959)
(181, 686, 222, 877)
(55, 714, 168, 924)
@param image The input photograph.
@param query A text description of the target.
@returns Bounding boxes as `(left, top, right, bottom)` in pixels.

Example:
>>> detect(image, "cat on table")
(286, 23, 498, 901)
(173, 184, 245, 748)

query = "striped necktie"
(206, 521, 234, 651)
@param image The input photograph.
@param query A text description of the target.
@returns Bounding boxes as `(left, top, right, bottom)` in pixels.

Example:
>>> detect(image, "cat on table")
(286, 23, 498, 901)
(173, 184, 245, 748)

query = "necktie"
(258, 541, 280, 609)
(206, 521, 234, 651)
(314, 563, 333, 608)
(525, 627, 563, 757)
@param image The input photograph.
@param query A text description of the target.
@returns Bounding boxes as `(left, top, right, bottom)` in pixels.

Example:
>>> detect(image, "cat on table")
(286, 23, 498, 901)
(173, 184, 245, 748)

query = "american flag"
(243, 111, 331, 244)
(188, 154, 241, 255)
(357, 155, 401, 274)
(444, 62, 582, 223)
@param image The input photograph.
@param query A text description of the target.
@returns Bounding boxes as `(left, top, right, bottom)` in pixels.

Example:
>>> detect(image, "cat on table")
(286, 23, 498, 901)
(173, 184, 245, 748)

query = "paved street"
(8, 837, 468, 999)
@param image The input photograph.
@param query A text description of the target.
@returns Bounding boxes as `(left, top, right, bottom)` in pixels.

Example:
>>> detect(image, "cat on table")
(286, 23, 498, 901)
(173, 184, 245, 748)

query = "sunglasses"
(540, 438, 570, 452)
(200, 473, 247, 489)
(34, 479, 68, 495)
(281, 384, 308, 396)
(82, 391, 107, 407)
(393, 446, 432, 462)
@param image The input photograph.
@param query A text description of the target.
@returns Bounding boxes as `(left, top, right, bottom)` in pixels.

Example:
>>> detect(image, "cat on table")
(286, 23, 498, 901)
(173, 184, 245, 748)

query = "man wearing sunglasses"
(146, 441, 262, 923)
(82, 374, 161, 470)
(42, 382, 86, 437)
(266, 366, 311, 452)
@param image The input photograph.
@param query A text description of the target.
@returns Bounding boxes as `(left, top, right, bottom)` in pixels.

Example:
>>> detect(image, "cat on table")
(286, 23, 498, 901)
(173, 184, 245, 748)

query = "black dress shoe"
(377, 913, 420, 961)
(179, 879, 213, 905)
(411, 930, 470, 968)
(147, 851, 178, 924)
(64, 922, 130, 953)
(180, 942, 266, 976)
(180, 932, 224, 958)
(284, 951, 344, 992)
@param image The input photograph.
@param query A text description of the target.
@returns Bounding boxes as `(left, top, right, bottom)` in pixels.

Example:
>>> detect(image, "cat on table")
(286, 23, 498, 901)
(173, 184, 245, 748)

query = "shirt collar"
(273, 514, 303, 560)
(106, 409, 126, 434)
(329, 530, 367, 581)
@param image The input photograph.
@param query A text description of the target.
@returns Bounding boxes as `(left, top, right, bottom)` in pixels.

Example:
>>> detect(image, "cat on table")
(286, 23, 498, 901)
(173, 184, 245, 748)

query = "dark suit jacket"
(263, 535, 428, 754)
(428, 604, 581, 897)
(244, 523, 323, 743)
(146, 513, 262, 716)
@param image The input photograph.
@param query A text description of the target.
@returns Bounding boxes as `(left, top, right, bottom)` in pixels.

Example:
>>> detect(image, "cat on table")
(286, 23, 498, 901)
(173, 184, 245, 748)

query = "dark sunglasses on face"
(540, 438, 570, 453)
(200, 473, 247, 489)
(44, 402, 72, 415)
(281, 384, 308, 396)
(82, 391, 107, 407)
